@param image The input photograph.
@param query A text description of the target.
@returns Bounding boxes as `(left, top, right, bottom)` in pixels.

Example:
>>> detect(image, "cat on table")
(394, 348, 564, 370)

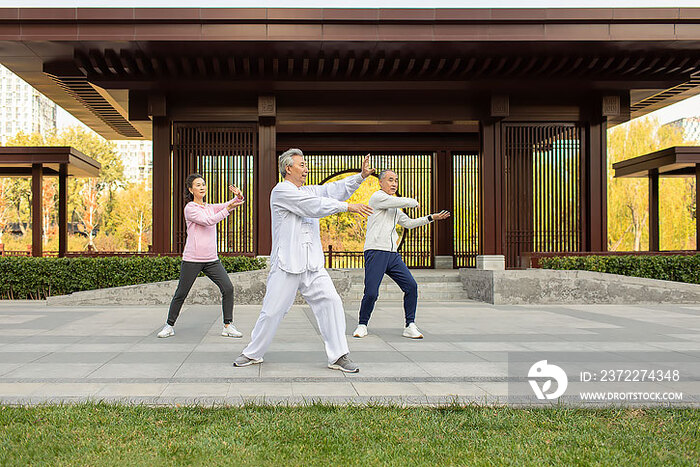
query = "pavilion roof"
(3, 7, 700, 139)
(0, 147, 101, 177)
(613, 146, 700, 178)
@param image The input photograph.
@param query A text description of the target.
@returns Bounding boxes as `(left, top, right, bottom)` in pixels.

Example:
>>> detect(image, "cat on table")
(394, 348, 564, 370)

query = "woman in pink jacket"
(157, 173, 245, 339)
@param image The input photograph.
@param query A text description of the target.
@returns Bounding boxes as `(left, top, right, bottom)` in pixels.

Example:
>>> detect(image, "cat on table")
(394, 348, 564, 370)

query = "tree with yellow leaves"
(607, 117, 695, 251)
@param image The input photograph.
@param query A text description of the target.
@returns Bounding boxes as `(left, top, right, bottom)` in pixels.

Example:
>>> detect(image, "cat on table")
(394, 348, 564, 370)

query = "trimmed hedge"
(0, 256, 267, 300)
(540, 254, 700, 285)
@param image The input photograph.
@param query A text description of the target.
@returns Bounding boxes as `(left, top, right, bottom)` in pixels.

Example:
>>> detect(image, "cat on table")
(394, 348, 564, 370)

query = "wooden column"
(257, 95, 277, 256)
(649, 169, 660, 252)
(480, 118, 502, 255)
(696, 164, 699, 250)
(433, 150, 454, 266)
(152, 116, 171, 254)
(58, 163, 68, 257)
(587, 114, 607, 252)
(31, 163, 42, 257)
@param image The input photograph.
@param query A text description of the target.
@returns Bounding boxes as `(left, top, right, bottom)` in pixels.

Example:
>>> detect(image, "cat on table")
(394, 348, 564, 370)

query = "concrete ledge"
(46, 268, 355, 307)
(459, 268, 700, 304)
(46, 267, 700, 306)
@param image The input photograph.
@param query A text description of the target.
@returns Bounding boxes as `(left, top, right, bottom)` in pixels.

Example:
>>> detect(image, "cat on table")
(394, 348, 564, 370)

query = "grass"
(0, 403, 698, 466)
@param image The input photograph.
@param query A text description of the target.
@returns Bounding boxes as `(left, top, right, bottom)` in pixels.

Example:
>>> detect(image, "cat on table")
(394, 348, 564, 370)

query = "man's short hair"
(279, 148, 303, 177)
(378, 169, 396, 181)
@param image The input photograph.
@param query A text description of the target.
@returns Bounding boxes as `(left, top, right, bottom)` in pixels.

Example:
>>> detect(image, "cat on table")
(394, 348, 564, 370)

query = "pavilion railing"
(325, 246, 364, 269)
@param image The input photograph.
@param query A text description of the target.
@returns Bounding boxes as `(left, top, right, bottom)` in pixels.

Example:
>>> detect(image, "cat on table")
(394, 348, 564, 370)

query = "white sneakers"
(157, 323, 243, 338)
(353, 323, 424, 339)
(222, 323, 243, 338)
(157, 324, 174, 338)
(402, 322, 424, 339)
(233, 354, 263, 367)
(353, 324, 368, 338)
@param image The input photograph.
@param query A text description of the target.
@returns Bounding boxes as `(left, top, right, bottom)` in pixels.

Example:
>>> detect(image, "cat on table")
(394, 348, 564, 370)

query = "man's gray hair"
(378, 169, 396, 181)
(279, 148, 304, 177)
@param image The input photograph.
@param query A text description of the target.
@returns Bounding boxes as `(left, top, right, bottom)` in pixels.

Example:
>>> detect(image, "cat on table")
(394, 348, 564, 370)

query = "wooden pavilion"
(0, 147, 101, 257)
(1, 7, 700, 267)
(613, 146, 700, 251)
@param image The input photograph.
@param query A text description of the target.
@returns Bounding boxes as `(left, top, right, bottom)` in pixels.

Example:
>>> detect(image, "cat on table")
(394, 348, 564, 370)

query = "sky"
(6, 1, 700, 7)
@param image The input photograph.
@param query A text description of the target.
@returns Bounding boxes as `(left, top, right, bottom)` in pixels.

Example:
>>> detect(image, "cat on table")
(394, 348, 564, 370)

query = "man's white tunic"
(242, 173, 364, 364)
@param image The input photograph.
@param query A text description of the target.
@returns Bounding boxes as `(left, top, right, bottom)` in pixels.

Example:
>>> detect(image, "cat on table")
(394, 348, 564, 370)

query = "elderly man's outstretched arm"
(305, 153, 374, 201)
(273, 183, 349, 219)
(307, 173, 364, 201)
(369, 190, 419, 210)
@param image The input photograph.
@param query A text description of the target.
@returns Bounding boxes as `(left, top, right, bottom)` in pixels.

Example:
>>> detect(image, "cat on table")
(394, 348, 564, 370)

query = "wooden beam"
(104, 49, 125, 76)
(345, 56, 356, 77)
(444, 57, 461, 78)
(696, 164, 700, 251)
(417, 58, 432, 77)
(387, 57, 399, 77)
(196, 57, 207, 76)
(152, 116, 171, 253)
(90, 49, 112, 76)
(374, 57, 385, 76)
(480, 119, 499, 255)
(434, 150, 454, 259)
(244, 57, 251, 76)
(58, 163, 67, 257)
(74, 50, 93, 76)
(457, 57, 476, 78)
(0, 167, 59, 176)
(257, 95, 276, 256)
(649, 169, 660, 252)
(31, 164, 43, 257)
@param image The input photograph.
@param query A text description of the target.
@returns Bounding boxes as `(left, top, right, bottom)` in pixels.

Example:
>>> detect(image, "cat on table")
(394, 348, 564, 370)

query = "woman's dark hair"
(184, 173, 204, 204)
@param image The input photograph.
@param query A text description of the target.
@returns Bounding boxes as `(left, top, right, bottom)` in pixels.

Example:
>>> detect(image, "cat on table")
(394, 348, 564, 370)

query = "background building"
(113, 140, 153, 183)
(0, 64, 56, 144)
(667, 117, 700, 143)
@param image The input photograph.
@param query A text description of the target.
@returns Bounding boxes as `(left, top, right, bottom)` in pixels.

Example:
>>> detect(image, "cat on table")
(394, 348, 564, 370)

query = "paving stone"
(0, 300, 696, 407)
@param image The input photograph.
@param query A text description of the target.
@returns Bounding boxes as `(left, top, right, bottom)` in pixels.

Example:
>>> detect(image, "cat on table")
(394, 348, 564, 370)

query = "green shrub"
(540, 254, 700, 285)
(0, 256, 267, 300)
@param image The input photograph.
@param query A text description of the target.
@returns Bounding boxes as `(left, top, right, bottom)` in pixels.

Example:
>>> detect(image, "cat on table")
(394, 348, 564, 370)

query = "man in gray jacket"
(354, 169, 450, 339)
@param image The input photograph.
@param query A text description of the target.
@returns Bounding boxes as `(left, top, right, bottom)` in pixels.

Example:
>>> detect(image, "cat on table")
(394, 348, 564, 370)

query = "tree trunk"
(15, 205, 26, 235)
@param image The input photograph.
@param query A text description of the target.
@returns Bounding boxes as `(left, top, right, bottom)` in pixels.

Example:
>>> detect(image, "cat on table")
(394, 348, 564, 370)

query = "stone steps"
(342, 269, 470, 301)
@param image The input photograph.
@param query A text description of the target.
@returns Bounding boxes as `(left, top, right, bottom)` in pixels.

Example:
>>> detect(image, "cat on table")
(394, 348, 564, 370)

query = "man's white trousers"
(242, 266, 349, 364)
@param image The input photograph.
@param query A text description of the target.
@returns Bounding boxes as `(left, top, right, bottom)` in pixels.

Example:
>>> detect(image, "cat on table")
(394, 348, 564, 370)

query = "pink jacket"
(181, 201, 231, 262)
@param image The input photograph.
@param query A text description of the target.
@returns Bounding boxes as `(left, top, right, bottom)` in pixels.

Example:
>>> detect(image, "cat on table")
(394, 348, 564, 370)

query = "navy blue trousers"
(359, 250, 418, 326)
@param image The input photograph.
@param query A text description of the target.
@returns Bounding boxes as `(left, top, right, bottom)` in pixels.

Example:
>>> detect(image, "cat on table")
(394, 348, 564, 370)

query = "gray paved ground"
(0, 299, 698, 406)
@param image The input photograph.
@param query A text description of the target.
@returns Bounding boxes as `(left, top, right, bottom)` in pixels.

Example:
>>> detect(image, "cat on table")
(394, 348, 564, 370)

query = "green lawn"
(1, 404, 698, 466)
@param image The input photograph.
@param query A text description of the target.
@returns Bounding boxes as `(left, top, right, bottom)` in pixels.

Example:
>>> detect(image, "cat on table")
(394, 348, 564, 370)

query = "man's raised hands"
(361, 153, 376, 179)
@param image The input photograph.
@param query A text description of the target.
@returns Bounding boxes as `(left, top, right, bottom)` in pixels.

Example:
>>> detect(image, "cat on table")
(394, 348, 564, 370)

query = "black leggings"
(167, 260, 234, 326)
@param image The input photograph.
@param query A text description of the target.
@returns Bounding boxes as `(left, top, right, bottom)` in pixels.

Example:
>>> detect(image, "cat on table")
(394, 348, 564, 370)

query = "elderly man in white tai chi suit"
(234, 149, 374, 372)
